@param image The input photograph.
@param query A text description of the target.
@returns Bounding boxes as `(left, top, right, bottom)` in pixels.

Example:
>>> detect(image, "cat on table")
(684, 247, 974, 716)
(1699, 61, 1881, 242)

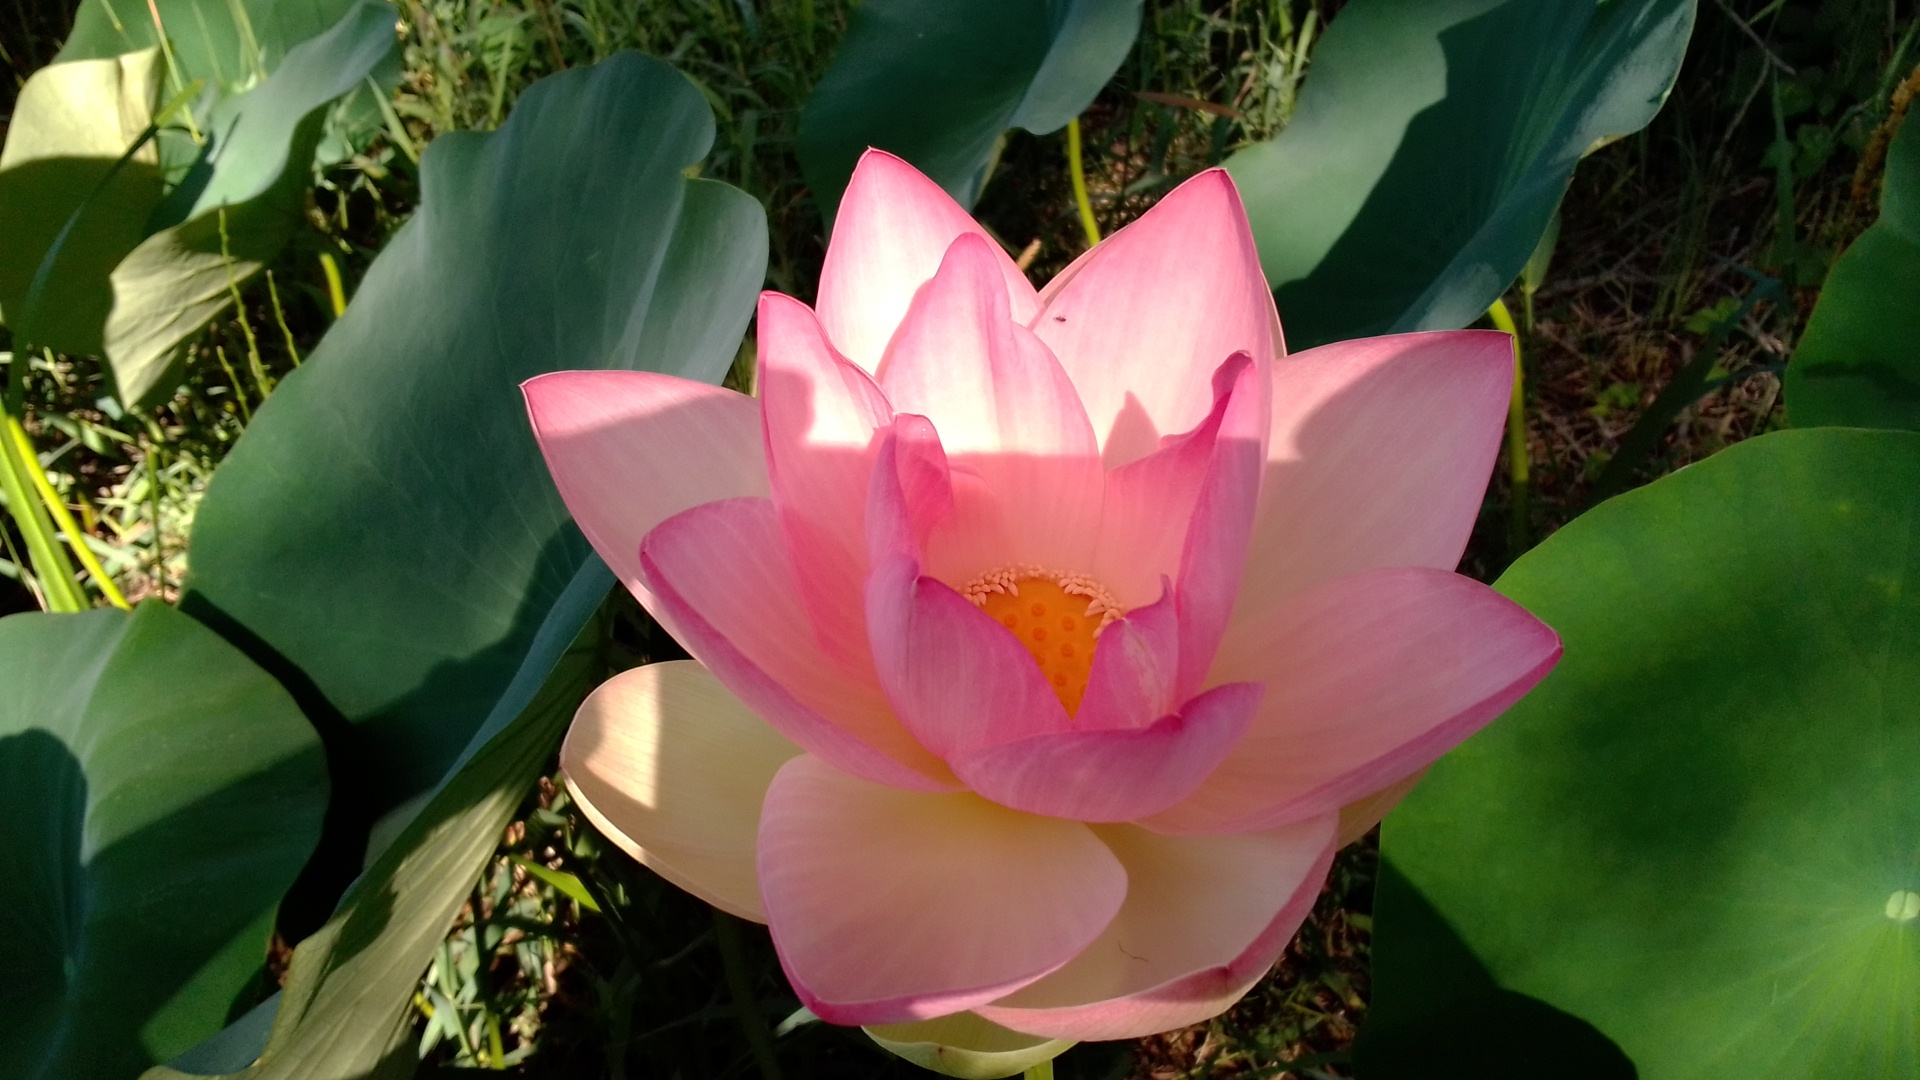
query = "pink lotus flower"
(525, 152, 1560, 1052)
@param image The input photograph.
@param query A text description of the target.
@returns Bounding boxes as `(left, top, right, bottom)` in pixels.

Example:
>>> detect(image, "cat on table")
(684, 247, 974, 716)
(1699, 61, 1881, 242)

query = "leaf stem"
(142, 429, 167, 598)
(214, 344, 252, 422)
(0, 354, 86, 612)
(713, 910, 782, 1080)
(0, 406, 86, 612)
(319, 251, 349, 318)
(1025, 1060, 1055, 1080)
(218, 207, 273, 399)
(1067, 117, 1101, 248)
(266, 270, 302, 366)
(7, 417, 130, 608)
(1486, 297, 1529, 555)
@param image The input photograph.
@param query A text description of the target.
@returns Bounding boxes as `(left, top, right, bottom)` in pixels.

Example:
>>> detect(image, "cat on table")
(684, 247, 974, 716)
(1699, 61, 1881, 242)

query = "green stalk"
(141, 431, 168, 597)
(319, 251, 349, 318)
(0, 516, 39, 608)
(214, 345, 253, 422)
(0, 408, 87, 612)
(1768, 71, 1797, 278)
(218, 208, 273, 398)
(141, 0, 201, 142)
(1067, 117, 1102, 248)
(1025, 1061, 1055, 1080)
(485, 1012, 507, 1069)
(713, 911, 782, 1080)
(369, 74, 420, 164)
(1486, 297, 1529, 555)
(266, 270, 302, 366)
(8, 418, 130, 609)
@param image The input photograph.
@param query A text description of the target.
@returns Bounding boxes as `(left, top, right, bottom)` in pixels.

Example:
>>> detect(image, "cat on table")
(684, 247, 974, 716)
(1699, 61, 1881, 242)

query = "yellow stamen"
(961, 565, 1122, 715)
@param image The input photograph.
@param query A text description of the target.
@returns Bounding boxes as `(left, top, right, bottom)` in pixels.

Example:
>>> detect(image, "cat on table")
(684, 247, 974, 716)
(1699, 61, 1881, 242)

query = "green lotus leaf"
(1227, 0, 1694, 348)
(56, 0, 369, 92)
(182, 51, 767, 815)
(0, 602, 326, 1079)
(1362, 427, 1920, 1079)
(0, 1, 397, 405)
(106, 0, 399, 404)
(798, 0, 1141, 217)
(146, 559, 610, 1080)
(1785, 108, 1920, 430)
(0, 48, 164, 356)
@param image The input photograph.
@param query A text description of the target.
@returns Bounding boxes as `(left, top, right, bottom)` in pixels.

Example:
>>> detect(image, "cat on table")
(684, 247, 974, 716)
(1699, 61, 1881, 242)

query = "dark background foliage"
(3, 0, 1916, 1075)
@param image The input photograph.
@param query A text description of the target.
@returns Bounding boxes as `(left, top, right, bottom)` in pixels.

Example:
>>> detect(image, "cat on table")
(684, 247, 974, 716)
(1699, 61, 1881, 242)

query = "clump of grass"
(390, 0, 855, 295)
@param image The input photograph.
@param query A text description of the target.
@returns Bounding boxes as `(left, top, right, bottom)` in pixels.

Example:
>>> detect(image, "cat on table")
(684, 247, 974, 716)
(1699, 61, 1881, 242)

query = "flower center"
(961, 565, 1122, 715)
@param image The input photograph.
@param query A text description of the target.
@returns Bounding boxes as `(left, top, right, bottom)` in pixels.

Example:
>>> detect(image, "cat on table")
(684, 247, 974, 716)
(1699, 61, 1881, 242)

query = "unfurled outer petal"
(523, 370, 766, 606)
(759, 756, 1127, 1026)
(757, 291, 891, 668)
(949, 683, 1260, 822)
(1145, 567, 1561, 835)
(1034, 169, 1280, 467)
(864, 1013, 1073, 1080)
(816, 150, 1039, 373)
(1234, 330, 1512, 618)
(880, 233, 1102, 573)
(561, 661, 798, 921)
(976, 816, 1337, 1041)
(641, 497, 957, 790)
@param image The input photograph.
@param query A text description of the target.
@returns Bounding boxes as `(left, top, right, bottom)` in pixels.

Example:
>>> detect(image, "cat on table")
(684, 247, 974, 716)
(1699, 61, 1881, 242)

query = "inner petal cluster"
(962, 567, 1123, 715)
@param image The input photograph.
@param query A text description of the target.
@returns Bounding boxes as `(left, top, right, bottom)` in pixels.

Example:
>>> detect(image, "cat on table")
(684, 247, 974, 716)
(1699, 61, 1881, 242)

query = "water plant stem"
(714, 910, 782, 1080)
(143, 0, 202, 142)
(213, 345, 251, 421)
(1067, 117, 1102, 247)
(485, 1012, 507, 1068)
(218, 208, 274, 398)
(1486, 297, 1529, 555)
(142, 430, 167, 597)
(267, 270, 303, 365)
(1025, 1060, 1055, 1080)
(320, 252, 350, 318)
(0, 418, 85, 612)
(7, 418, 130, 608)
(0, 355, 86, 611)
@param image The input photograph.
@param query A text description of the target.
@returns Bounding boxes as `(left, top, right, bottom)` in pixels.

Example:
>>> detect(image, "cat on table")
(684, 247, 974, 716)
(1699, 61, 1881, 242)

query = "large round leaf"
(1362, 428, 1920, 1079)
(145, 560, 611, 1080)
(1785, 108, 1920, 430)
(0, 1, 398, 403)
(0, 601, 326, 1079)
(106, 0, 399, 404)
(1226, 0, 1693, 348)
(56, 0, 365, 91)
(184, 52, 767, 811)
(0, 48, 163, 357)
(798, 0, 1141, 217)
